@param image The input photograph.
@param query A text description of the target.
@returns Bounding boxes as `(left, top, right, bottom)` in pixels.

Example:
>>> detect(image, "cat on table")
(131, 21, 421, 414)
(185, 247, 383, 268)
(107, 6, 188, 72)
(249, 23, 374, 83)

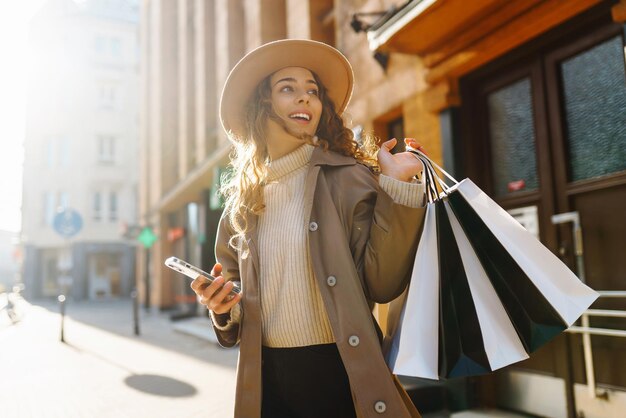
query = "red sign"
(507, 180, 526, 192)
(167, 227, 186, 242)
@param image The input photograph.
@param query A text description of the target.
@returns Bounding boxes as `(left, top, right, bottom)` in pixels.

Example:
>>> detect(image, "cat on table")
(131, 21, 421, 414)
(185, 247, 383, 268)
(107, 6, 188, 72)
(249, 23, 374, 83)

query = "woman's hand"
(378, 138, 425, 182)
(190, 263, 242, 314)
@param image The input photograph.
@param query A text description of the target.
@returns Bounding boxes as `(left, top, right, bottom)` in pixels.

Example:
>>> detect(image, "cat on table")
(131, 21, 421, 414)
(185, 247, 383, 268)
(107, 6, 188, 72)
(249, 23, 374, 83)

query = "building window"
(44, 192, 56, 225)
(46, 137, 56, 167)
(58, 192, 69, 210)
(46, 136, 70, 167)
(94, 35, 106, 54)
(97, 135, 115, 163)
(93, 192, 102, 221)
(59, 137, 69, 167)
(109, 192, 118, 221)
(387, 116, 405, 154)
(98, 82, 117, 109)
(374, 108, 404, 154)
(110, 38, 121, 56)
(94, 35, 123, 58)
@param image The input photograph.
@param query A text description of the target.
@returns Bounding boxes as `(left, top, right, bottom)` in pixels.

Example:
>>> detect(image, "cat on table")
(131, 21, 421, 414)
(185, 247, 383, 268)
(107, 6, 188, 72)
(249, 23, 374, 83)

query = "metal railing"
(565, 290, 626, 399)
(550, 212, 625, 399)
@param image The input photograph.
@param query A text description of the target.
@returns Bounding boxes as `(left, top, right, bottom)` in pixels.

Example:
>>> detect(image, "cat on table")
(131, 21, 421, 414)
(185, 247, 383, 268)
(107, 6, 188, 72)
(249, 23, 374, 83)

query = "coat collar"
(310, 145, 358, 167)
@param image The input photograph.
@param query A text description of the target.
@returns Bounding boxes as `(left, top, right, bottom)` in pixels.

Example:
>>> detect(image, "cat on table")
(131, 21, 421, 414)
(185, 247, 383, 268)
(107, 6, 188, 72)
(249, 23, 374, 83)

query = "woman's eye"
(279, 85, 293, 93)
(308, 89, 319, 96)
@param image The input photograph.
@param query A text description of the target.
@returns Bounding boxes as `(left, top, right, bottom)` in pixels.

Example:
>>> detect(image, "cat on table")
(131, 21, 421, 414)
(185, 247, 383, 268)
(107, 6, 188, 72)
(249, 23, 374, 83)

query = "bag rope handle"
(407, 148, 459, 185)
(407, 148, 459, 201)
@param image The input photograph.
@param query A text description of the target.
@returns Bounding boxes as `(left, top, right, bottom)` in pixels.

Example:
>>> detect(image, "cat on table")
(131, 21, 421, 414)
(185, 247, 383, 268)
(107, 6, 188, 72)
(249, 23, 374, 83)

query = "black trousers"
(261, 343, 357, 418)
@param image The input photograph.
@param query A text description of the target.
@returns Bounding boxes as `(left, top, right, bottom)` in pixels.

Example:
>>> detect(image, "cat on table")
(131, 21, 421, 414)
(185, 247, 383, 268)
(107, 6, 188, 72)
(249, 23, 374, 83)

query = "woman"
(191, 39, 427, 418)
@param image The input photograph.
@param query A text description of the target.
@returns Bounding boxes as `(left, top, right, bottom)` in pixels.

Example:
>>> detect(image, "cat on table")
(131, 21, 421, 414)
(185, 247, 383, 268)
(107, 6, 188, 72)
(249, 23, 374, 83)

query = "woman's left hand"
(378, 138, 425, 182)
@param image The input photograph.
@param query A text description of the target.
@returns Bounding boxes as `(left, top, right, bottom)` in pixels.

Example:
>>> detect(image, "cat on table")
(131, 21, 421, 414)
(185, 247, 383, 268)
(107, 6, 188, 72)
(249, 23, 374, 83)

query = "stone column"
(286, 0, 311, 39)
(178, 0, 195, 178)
(194, 0, 217, 159)
(215, 0, 245, 145)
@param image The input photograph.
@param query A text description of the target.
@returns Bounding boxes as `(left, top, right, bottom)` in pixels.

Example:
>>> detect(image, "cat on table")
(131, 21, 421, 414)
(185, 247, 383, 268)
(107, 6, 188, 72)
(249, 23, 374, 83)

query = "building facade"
(139, 0, 626, 416)
(0, 230, 21, 293)
(21, 0, 140, 301)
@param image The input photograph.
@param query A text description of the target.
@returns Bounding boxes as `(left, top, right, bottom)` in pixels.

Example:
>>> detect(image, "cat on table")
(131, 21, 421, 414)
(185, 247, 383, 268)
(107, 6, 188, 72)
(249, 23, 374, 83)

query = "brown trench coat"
(212, 146, 426, 418)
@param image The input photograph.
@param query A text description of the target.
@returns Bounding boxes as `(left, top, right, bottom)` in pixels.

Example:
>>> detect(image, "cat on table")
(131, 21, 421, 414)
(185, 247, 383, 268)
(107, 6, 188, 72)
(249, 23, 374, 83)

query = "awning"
(366, 0, 438, 53)
(367, 0, 532, 57)
(366, 0, 606, 84)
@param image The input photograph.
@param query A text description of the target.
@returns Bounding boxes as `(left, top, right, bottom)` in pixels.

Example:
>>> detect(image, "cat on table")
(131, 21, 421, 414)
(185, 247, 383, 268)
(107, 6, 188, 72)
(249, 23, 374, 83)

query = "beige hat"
(219, 39, 354, 139)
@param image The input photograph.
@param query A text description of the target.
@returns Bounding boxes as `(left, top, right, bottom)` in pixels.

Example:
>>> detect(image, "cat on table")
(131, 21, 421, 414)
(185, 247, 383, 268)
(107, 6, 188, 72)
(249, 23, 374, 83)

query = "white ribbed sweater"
(258, 144, 333, 347)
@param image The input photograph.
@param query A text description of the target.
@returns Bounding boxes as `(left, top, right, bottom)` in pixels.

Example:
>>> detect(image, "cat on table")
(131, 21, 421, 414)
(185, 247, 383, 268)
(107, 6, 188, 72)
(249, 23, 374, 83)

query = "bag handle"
(421, 156, 439, 202)
(407, 149, 459, 200)
(412, 149, 459, 186)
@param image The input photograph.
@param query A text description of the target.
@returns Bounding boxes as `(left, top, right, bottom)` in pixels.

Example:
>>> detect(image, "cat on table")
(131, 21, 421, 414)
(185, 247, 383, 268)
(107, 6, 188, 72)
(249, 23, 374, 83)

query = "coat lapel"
(305, 146, 357, 221)
(235, 211, 264, 418)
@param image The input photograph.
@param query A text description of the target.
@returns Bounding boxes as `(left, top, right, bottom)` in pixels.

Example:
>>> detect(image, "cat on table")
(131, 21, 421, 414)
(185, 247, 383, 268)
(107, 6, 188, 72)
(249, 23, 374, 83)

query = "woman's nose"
(296, 91, 310, 104)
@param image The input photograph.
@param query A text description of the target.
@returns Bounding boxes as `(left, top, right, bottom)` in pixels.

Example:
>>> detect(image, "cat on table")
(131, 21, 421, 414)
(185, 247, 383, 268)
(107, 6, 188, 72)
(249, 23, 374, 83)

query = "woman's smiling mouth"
(289, 112, 312, 123)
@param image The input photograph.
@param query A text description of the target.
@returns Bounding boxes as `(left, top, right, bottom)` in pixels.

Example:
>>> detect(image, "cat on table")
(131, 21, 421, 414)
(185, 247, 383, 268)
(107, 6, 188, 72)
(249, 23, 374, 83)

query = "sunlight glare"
(0, 0, 47, 233)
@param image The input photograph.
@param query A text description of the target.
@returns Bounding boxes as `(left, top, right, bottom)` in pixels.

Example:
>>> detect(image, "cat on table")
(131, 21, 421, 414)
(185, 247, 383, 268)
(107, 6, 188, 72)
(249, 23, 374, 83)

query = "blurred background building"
(137, 0, 626, 416)
(0, 230, 21, 293)
(21, 0, 140, 301)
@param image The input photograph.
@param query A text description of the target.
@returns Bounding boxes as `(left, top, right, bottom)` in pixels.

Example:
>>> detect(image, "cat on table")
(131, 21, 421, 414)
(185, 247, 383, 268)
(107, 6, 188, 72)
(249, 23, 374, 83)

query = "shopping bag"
(436, 199, 491, 378)
(386, 151, 599, 380)
(387, 196, 529, 379)
(447, 189, 570, 352)
(387, 204, 440, 380)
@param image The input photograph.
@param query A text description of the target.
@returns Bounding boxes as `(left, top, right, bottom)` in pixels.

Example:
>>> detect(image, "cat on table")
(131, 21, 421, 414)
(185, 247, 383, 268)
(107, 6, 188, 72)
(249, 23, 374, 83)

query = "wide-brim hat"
(219, 39, 354, 139)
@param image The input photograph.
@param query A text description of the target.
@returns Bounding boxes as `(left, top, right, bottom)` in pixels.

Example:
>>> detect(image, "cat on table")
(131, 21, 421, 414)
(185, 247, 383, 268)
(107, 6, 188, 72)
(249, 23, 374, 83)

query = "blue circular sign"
(53, 208, 83, 238)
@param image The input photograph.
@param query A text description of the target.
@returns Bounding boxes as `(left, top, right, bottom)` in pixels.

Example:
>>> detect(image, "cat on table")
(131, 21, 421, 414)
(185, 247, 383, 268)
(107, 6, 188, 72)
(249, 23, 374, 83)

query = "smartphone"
(164, 256, 241, 296)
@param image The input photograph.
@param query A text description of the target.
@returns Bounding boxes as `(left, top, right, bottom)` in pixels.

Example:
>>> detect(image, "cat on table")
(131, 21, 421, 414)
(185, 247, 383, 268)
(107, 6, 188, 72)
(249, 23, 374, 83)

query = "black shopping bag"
(386, 151, 598, 380)
(447, 191, 568, 353)
(436, 199, 490, 378)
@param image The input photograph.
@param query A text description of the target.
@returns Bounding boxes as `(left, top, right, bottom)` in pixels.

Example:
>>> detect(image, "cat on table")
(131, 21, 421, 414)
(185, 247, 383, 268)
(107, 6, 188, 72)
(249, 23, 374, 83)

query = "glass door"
(460, 8, 626, 414)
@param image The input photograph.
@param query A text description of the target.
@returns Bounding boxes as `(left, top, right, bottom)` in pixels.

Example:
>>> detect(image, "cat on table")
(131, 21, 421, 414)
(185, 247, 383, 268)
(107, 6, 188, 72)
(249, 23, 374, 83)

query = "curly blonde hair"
(220, 70, 378, 252)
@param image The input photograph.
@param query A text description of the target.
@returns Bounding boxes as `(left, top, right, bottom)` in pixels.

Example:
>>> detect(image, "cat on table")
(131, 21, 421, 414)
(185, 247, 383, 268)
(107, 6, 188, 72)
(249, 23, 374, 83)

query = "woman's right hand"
(190, 263, 242, 314)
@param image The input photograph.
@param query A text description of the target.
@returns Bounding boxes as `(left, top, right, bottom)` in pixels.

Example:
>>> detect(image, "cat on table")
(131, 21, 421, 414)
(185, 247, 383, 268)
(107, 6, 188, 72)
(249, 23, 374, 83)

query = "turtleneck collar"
(266, 144, 315, 182)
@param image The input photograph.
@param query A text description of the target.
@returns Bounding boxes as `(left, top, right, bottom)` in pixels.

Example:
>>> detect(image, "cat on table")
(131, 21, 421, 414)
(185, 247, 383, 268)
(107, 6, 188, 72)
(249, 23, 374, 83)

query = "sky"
(0, 0, 48, 233)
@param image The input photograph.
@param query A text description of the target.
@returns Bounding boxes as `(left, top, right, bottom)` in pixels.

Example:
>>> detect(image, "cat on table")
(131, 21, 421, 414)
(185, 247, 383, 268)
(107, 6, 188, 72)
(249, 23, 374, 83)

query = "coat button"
(309, 221, 318, 231)
(326, 276, 337, 287)
(374, 401, 387, 413)
(348, 335, 360, 347)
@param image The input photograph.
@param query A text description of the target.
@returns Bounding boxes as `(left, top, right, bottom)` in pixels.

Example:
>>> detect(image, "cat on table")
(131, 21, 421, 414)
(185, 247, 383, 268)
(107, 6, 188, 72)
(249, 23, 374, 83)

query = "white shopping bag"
(386, 151, 599, 380)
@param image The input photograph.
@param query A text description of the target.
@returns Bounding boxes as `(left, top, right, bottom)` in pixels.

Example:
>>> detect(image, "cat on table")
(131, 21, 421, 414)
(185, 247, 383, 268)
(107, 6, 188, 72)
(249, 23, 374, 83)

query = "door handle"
(551, 211, 586, 283)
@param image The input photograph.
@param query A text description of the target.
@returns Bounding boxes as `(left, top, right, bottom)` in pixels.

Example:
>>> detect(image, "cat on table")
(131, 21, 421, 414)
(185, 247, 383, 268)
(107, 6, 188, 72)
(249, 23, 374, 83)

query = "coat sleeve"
(350, 164, 427, 304)
(211, 212, 243, 347)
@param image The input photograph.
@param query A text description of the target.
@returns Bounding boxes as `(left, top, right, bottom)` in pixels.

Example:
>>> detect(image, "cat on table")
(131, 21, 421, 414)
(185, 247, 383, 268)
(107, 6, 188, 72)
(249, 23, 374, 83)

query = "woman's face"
(267, 66, 322, 141)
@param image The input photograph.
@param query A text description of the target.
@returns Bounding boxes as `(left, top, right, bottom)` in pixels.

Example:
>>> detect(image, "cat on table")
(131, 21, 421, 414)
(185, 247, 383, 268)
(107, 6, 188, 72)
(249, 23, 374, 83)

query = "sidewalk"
(0, 297, 238, 418)
(0, 297, 531, 418)
(171, 315, 219, 345)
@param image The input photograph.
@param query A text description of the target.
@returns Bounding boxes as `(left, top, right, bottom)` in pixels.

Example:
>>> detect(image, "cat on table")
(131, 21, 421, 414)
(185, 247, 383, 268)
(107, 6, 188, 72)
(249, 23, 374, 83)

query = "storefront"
(367, 0, 626, 416)
(23, 242, 135, 300)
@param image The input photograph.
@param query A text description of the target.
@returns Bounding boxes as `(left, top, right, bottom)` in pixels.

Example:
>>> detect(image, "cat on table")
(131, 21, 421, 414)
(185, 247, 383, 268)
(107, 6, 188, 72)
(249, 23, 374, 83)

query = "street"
(0, 296, 238, 418)
(0, 295, 539, 418)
